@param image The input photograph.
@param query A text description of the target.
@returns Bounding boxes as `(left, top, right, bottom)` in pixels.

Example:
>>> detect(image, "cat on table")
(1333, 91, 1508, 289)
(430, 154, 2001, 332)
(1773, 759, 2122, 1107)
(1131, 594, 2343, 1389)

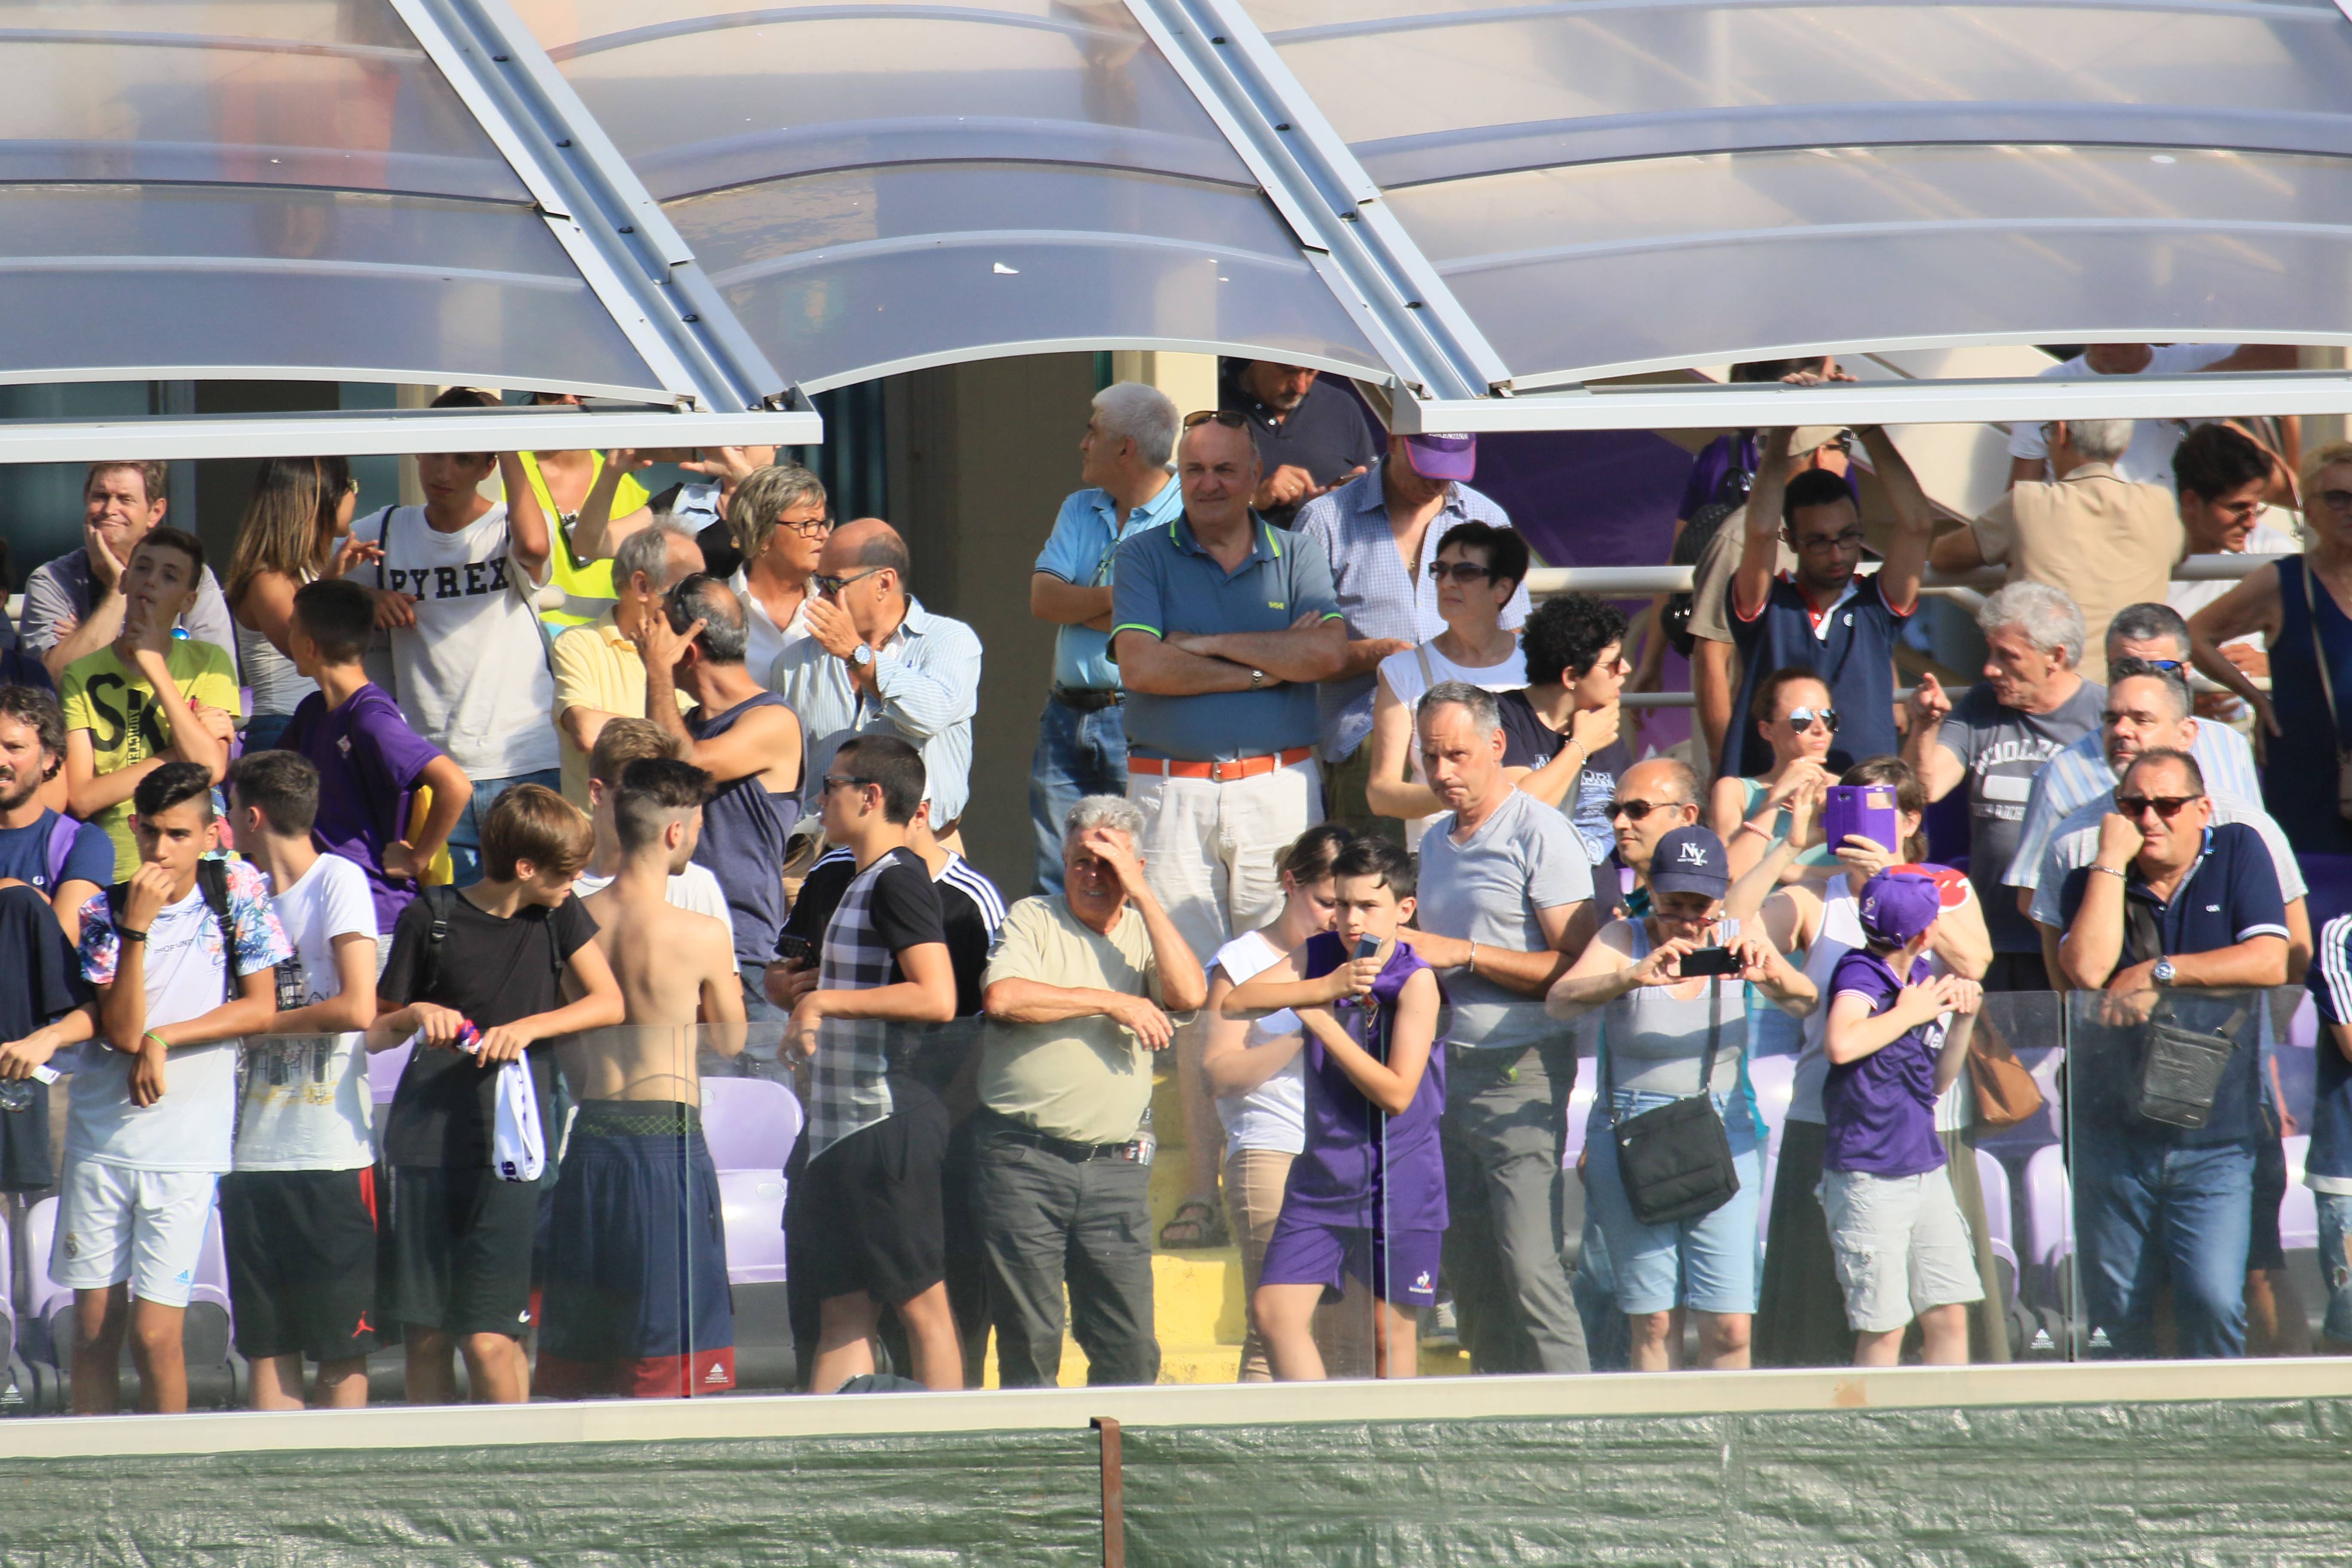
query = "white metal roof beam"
(0, 406, 822, 465)
(387, 0, 789, 415)
(1119, 0, 1510, 402)
(1394, 370, 2352, 432)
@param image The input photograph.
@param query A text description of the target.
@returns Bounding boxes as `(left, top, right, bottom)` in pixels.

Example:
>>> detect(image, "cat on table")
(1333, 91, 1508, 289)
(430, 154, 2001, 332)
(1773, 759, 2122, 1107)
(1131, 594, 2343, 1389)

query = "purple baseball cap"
(1856, 870, 1945, 948)
(1403, 433, 1476, 482)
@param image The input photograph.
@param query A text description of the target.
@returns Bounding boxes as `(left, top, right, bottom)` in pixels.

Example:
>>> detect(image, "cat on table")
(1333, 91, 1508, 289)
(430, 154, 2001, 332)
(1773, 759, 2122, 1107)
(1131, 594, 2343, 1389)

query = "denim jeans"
(1029, 697, 1128, 896)
(2073, 1131, 2255, 1358)
(446, 768, 564, 888)
(2313, 1191, 2352, 1346)
(1583, 1087, 1764, 1316)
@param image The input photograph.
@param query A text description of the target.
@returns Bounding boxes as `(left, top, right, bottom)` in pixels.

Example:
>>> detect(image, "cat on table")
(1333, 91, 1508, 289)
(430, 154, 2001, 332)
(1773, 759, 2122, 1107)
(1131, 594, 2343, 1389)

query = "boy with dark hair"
(570, 716, 729, 920)
(1229, 837, 1447, 1380)
(370, 784, 625, 1404)
(1820, 869, 1985, 1367)
(59, 761, 290, 1413)
(61, 528, 240, 879)
(277, 577, 471, 965)
(543, 757, 747, 1398)
(0, 683, 112, 939)
(223, 749, 383, 1409)
(778, 734, 961, 1392)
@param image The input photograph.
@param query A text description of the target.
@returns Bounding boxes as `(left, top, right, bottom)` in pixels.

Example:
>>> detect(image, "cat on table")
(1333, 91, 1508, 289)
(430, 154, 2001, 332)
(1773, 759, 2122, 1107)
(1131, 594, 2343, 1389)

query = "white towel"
(404, 1023, 545, 1182)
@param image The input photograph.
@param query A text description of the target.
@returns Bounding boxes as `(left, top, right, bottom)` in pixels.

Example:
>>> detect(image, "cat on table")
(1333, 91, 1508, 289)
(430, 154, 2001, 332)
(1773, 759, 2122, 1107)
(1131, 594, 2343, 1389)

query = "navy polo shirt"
(1109, 513, 1340, 762)
(2059, 821, 2287, 1146)
(1724, 572, 1909, 779)
(1219, 370, 1379, 530)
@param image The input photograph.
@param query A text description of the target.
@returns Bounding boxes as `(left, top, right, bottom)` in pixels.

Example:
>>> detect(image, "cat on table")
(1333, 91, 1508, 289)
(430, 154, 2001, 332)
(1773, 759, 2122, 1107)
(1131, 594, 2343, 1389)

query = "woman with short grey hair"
(722, 463, 830, 677)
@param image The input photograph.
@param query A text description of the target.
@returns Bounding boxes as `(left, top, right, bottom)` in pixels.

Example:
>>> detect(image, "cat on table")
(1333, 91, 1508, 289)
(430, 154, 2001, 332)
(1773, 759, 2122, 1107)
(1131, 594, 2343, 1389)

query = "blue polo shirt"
(1034, 474, 1183, 691)
(2058, 822, 2287, 1146)
(1110, 513, 1340, 762)
(1725, 572, 1909, 779)
(2300, 916, 2352, 1192)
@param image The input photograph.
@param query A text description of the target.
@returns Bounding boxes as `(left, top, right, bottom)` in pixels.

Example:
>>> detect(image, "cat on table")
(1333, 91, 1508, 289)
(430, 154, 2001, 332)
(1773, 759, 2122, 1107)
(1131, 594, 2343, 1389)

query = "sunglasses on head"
(1182, 410, 1251, 432)
(2114, 792, 2201, 819)
(1785, 705, 1839, 735)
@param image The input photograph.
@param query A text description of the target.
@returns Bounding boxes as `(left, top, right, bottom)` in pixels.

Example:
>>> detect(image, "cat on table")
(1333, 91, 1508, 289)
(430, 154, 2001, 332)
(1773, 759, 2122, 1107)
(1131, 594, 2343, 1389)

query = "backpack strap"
(43, 812, 78, 891)
(416, 883, 457, 1001)
(196, 859, 237, 1002)
(371, 504, 399, 594)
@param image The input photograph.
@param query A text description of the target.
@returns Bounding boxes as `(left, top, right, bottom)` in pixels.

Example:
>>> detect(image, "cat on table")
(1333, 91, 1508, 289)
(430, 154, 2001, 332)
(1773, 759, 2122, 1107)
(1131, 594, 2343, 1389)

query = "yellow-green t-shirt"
(60, 641, 242, 878)
(521, 450, 652, 632)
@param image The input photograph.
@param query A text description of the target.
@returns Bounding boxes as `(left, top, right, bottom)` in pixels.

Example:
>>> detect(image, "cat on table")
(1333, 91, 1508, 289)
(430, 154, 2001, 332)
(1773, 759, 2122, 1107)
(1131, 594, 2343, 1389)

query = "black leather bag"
(1608, 972, 1740, 1226)
(2134, 1004, 2248, 1130)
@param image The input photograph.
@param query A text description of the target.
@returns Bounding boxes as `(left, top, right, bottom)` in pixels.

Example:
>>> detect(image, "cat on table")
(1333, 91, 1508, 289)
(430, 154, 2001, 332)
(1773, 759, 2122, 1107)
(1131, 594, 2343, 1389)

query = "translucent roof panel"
(0, 184, 674, 396)
(0, 2, 528, 199)
(1389, 143, 2352, 381)
(673, 162, 1387, 389)
(514, 0, 1381, 385)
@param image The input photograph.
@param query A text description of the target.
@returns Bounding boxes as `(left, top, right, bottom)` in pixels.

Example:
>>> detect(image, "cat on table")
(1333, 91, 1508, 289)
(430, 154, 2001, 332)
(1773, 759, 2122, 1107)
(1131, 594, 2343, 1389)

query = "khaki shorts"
(1819, 1165, 1985, 1334)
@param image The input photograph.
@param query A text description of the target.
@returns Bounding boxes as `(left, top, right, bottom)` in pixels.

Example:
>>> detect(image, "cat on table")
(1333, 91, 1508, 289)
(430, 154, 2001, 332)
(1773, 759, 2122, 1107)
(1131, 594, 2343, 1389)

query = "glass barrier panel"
(2061, 986, 2312, 1362)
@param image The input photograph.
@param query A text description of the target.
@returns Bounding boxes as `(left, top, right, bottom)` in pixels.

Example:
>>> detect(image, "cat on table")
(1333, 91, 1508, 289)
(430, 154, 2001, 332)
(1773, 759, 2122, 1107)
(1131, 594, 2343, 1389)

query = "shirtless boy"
(539, 756, 747, 1398)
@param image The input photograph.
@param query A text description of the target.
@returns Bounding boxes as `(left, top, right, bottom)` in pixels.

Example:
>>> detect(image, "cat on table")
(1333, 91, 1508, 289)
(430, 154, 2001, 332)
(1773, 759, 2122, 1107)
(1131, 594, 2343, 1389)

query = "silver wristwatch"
(850, 643, 874, 669)
(2152, 958, 2176, 987)
(1248, 667, 1266, 690)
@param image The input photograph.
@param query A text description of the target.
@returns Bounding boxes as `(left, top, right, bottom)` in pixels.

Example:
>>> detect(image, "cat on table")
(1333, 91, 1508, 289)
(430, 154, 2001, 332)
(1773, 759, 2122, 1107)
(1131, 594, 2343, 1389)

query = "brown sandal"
(1157, 1196, 1229, 1250)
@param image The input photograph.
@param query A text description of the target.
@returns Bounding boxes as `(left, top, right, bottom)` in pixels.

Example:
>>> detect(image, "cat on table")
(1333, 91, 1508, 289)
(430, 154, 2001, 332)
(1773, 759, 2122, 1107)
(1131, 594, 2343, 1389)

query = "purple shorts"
(1258, 1207, 1442, 1308)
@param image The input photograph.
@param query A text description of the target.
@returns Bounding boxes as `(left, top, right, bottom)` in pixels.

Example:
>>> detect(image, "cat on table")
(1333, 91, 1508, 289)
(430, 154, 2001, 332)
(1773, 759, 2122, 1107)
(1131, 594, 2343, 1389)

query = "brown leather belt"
(1127, 745, 1315, 783)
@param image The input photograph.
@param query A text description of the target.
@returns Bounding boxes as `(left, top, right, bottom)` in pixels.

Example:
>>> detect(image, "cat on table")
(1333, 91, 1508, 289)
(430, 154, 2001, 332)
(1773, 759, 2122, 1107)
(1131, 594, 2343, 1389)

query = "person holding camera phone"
(1547, 826, 1813, 1370)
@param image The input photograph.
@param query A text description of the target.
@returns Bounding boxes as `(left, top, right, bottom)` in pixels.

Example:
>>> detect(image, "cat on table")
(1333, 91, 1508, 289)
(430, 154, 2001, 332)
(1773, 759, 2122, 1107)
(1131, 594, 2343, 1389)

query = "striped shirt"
(2003, 722, 2262, 894)
(805, 848, 947, 1161)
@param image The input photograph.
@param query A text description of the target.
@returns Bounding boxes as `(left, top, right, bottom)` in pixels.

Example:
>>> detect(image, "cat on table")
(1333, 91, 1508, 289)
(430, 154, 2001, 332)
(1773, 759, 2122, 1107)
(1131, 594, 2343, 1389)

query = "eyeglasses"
(1182, 410, 1252, 431)
(1608, 798, 1680, 821)
(779, 513, 833, 537)
(1433, 560, 1495, 585)
(2318, 489, 2352, 515)
(821, 774, 875, 795)
(1785, 706, 1840, 735)
(2114, 793, 2202, 820)
(812, 567, 886, 596)
(1794, 529, 1866, 556)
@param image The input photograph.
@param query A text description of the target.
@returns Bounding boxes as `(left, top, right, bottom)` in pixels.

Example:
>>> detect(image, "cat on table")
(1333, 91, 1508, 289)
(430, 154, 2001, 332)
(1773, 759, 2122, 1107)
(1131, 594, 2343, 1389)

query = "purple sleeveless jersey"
(1282, 934, 1449, 1231)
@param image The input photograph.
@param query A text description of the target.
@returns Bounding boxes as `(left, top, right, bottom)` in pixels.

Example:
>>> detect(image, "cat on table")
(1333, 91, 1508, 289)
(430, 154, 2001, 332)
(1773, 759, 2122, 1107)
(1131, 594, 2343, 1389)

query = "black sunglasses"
(821, 774, 875, 793)
(1433, 560, 1496, 585)
(1608, 798, 1679, 821)
(2114, 793, 2201, 819)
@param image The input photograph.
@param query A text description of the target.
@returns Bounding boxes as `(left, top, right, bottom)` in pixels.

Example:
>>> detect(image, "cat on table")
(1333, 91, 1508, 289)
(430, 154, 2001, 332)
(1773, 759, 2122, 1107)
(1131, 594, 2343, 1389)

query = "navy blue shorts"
(1258, 1207, 1442, 1308)
(535, 1105, 735, 1399)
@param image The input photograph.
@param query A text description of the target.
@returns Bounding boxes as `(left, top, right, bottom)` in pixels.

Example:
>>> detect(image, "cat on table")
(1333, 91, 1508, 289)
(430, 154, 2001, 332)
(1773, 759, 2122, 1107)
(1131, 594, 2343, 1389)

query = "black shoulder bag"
(1607, 968, 1740, 1225)
(2112, 879, 2248, 1130)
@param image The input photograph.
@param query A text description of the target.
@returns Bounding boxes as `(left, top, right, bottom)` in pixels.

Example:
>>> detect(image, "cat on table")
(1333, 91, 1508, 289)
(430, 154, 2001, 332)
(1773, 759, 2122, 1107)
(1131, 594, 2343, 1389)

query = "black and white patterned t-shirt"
(806, 847, 947, 1161)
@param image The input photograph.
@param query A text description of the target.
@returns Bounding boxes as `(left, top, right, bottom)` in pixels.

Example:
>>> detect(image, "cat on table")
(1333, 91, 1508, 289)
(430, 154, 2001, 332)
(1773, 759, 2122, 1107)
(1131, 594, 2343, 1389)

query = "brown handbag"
(1966, 1016, 2045, 1130)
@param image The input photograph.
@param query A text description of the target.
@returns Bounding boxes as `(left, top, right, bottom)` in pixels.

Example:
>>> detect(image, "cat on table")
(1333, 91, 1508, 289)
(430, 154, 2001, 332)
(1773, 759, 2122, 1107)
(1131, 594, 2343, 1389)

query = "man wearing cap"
(2055, 747, 2290, 1358)
(1218, 359, 1379, 530)
(1680, 421, 1850, 774)
(1297, 432, 1528, 841)
(1724, 423, 1937, 779)
(1109, 411, 1348, 1240)
(1394, 681, 1596, 1375)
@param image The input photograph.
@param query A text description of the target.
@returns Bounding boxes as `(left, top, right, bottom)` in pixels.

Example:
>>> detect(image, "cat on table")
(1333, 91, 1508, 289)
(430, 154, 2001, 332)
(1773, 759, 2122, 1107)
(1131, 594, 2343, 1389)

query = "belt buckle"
(1208, 758, 1234, 783)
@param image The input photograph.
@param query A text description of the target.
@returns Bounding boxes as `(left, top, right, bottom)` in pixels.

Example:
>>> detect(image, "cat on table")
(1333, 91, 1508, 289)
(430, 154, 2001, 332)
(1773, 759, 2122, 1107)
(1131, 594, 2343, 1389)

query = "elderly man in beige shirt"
(1931, 418, 2182, 685)
(548, 517, 705, 806)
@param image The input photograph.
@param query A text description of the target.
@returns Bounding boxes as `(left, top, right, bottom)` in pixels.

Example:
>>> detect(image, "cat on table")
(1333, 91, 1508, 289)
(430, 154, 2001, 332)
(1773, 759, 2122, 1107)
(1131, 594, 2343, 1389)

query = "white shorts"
(1818, 1165, 1985, 1335)
(51, 1162, 218, 1309)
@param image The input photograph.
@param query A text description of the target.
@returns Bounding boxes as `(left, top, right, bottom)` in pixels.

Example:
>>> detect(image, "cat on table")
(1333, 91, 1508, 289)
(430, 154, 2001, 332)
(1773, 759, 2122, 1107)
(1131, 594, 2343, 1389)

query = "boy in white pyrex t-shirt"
(60, 761, 289, 1415)
(343, 386, 558, 888)
(224, 751, 382, 1410)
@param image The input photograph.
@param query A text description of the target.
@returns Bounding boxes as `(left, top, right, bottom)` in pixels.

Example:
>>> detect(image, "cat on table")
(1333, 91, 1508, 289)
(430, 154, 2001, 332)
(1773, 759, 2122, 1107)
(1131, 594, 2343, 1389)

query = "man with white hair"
(976, 794, 1207, 1387)
(1903, 582, 2105, 990)
(1027, 382, 1184, 895)
(548, 518, 707, 808)
(1933, 418, 2183, 683)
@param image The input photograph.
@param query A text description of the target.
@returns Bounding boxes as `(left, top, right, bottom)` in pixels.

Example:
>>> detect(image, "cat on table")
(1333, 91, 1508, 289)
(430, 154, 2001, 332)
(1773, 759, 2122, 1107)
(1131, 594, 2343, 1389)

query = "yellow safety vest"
(521, 450, 652, 631)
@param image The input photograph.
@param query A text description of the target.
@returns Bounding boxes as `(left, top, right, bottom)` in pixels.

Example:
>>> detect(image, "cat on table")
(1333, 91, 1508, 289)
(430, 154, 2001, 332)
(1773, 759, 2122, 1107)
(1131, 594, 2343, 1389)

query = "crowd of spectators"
(0, 349, 2349, 1411)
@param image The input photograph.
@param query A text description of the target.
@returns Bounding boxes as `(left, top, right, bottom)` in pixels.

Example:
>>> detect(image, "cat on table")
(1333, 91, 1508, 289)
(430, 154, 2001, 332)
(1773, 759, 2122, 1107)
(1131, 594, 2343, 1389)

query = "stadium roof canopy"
(8, 0, 2352, 454)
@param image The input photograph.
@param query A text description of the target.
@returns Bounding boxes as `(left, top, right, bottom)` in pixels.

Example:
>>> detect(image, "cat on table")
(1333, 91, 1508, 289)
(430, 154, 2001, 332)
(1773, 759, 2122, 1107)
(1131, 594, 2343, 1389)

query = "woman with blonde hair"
(227, 456, 358, 751)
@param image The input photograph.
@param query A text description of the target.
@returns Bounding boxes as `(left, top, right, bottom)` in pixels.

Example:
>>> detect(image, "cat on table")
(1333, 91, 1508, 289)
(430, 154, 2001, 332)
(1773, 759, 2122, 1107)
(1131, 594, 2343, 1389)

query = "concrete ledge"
(9, 1356, 2352, 1460)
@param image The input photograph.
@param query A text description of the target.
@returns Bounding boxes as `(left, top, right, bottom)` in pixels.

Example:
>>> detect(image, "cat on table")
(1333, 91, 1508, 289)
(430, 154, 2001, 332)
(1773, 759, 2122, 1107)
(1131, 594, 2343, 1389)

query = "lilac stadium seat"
(718, 1171, 790, 1287)
(369, 1040, 411, 1103)
(23, 1198, 67, 1361)
(701, 1077, 803, 1173)
(1562, 1056, 1595, 1165)
(1974, 1146, 2018, 1305)
(2021, 1143, 2072, 1314)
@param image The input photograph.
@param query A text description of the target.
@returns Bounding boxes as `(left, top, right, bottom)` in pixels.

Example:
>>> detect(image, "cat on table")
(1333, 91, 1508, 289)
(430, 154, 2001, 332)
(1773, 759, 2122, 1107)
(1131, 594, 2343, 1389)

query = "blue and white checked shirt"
(1295, 460, 1528, 763)
(2003, 720, 2262, 894)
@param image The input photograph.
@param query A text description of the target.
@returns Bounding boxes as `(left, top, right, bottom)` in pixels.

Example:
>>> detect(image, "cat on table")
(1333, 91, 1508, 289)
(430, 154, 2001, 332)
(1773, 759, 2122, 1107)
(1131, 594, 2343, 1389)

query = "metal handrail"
(1524, 553, 2269, 598)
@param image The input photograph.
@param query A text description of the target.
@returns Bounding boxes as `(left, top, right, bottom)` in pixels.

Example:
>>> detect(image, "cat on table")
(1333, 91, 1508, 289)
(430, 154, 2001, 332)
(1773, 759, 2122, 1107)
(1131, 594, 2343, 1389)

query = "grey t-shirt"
(1412, 787, 1595, 1050)
(18, 548, 237, 668)
(1936, 677, 2104, 954)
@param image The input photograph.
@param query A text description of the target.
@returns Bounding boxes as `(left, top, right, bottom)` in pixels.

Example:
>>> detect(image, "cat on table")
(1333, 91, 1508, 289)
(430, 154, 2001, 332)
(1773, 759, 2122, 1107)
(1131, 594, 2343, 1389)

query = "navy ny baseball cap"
(1648, 826, 1729, 900)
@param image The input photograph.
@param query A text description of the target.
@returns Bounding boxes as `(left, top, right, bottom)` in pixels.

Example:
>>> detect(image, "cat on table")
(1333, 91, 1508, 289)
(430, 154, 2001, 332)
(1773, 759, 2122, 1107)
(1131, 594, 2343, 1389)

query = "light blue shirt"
(1034, 475, 1183, 691)
(768, 595, 983, 825)
(2003, 720, 2262, 893)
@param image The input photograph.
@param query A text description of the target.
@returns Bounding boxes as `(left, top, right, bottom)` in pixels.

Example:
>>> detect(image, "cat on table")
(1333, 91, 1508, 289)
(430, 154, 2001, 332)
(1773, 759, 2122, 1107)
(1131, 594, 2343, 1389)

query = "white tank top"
(1209, 929, 1308, 1158)
(237, 611, 316, 720)
(1789, 876, 1971, 1130)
